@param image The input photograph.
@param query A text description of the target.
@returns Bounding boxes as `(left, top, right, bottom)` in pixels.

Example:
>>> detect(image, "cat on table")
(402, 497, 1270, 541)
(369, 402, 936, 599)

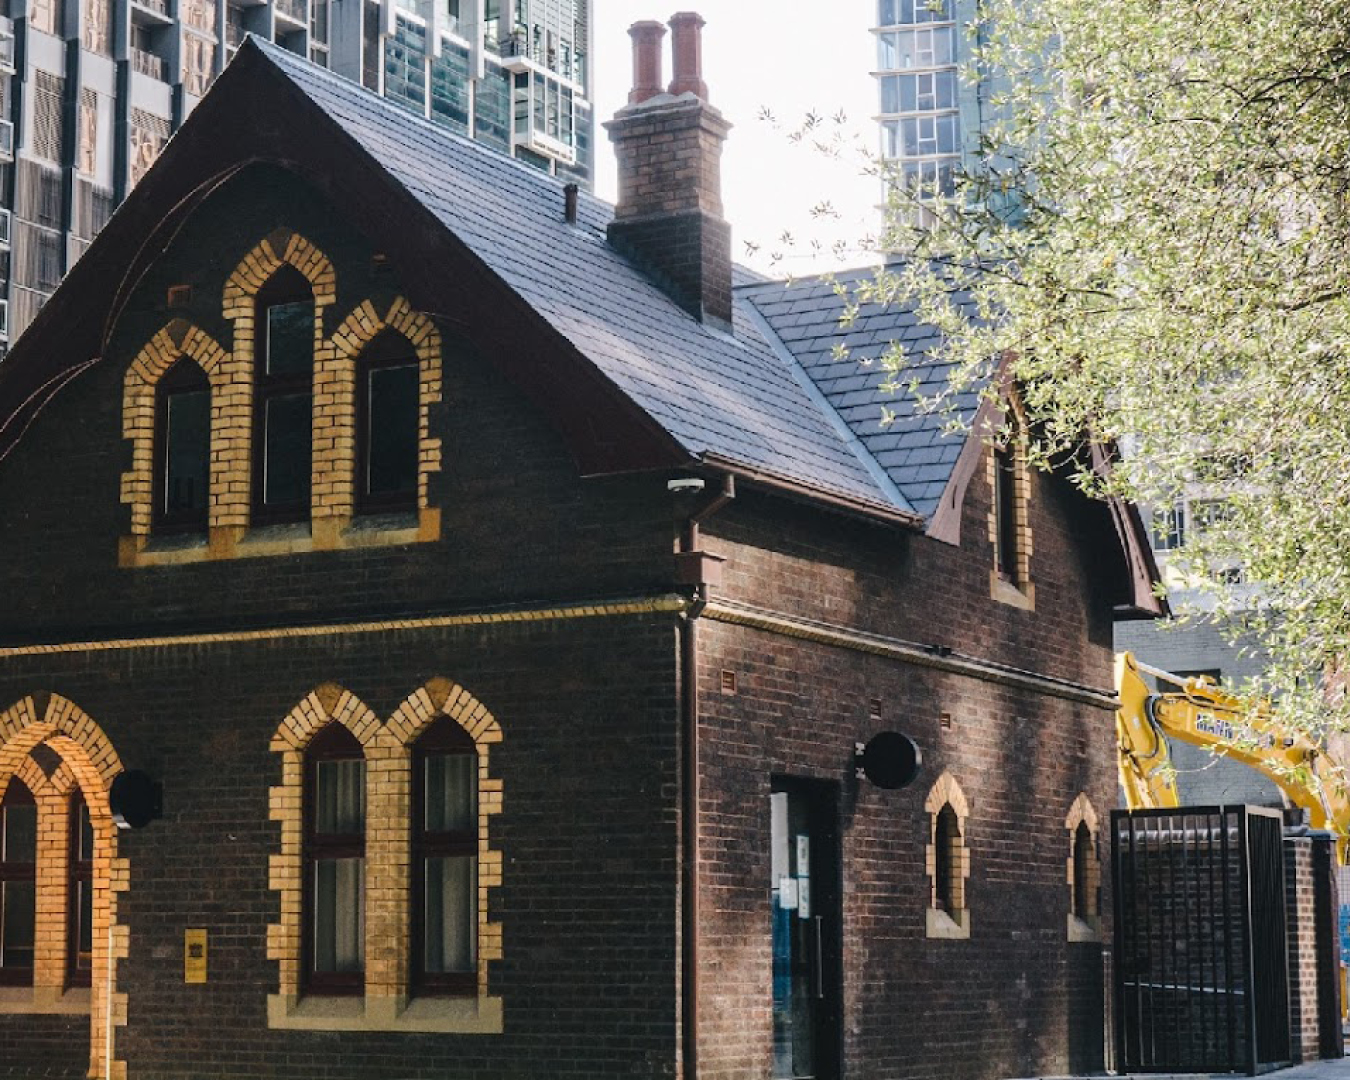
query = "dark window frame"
(993, 442, 1020, 583)
(152, 358, 211, 534)
(934, 803, 959, 915)
(302, 723, 365, 996)
(355, 330, 420, 514)
(0, 778, 36, 987)
(1072, 821, 1095, 920)
(66, 793, 92, 989)
(252, 266, 315, 526)
(411, 716, 477, 996)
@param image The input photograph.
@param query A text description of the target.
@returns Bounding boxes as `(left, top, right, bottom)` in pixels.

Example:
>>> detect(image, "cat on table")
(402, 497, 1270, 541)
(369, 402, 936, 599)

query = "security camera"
(667, 477, 706, 494)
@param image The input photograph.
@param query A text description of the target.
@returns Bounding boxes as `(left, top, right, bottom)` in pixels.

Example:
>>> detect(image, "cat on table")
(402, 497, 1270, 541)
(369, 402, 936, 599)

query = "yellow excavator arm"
(1115, 651, 1350, 862)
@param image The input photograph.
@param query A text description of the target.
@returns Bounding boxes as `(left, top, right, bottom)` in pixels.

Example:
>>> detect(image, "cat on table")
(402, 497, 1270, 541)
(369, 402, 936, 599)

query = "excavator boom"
(1115, 651, 1350, 862)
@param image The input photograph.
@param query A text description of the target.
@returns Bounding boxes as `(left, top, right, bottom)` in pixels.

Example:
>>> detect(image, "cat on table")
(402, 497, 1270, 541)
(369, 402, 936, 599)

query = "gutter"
(699, 453, 922, 530)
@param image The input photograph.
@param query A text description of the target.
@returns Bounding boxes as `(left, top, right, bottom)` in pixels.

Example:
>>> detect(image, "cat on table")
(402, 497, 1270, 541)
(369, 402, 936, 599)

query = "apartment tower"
(0, 0, 593, 343)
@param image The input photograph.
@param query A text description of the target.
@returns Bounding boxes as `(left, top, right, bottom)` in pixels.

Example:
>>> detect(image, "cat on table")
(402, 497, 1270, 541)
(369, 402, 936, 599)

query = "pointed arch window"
(993, 442, 1019, 582)
(413, 715, 477, 994)
(304, 723, 365, 994)
(67, 793, 94, 988)
(153, 358, 211, 533)
(1072, 822, 1093, 919)
(0, 779, 36, 986)
(356, 330, 419, 512)
(254, 266, 315, 524)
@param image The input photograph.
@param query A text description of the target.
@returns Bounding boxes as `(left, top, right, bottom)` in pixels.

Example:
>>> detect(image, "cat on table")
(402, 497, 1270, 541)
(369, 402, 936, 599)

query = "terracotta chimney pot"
(668, 12, 708, 99)
(628, 20, 667, 104)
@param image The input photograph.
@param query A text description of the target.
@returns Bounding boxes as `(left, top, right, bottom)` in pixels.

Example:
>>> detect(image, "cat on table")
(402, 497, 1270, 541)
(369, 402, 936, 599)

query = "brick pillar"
(1285, 836, 1321, 1062)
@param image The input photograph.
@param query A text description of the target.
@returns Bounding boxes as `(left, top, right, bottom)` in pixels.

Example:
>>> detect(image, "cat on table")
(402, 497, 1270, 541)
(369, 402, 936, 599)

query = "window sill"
(925, 906, 970, 940)
(267, 991, 502, 1034)
(1067, 914, 1101, 943)
(120, 508, 440, 567)
(0, 985, 91, 1014)
(989, 571, 1035, 611)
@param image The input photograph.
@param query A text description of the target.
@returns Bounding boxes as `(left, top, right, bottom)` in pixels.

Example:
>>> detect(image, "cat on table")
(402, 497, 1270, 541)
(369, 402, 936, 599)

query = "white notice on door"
(796, 834, 810, 874)
(798, 878, 811, 919)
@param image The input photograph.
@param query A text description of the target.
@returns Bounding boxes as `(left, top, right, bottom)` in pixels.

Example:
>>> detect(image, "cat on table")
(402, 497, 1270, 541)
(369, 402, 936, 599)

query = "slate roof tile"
(251, 41, 915, 516)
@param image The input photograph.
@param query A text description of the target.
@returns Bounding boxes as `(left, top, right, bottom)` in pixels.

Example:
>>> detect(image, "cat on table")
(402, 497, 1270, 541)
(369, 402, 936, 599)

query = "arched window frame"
(1066, 793, 1101, 941)
(355, 330, 421, 514)
(987, 403, 1035, 610)
(411, 715, 478, 995)
(252, 265, 317, 526)
(924, 771, 970, 939)
(267, 682, 502, 1034)
(151, 358, 212, 534)
(302, 722, 367, 996)
(0, 777, 36, 987)
(66, 792, 93, 989)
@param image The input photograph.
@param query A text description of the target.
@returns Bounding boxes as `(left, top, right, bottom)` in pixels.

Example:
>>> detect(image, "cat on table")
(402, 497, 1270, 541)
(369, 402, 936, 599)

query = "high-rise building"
(0, 0, 593, 344)
(872, 0, 1012, 224)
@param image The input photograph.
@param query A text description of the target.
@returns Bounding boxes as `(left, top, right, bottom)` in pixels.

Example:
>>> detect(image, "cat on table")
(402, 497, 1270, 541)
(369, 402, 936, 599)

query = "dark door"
(771, 778, 842, 1080)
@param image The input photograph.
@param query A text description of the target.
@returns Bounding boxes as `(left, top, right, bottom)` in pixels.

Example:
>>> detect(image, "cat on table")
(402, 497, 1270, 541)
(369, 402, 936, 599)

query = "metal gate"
(1112, 806, 1290, 1075)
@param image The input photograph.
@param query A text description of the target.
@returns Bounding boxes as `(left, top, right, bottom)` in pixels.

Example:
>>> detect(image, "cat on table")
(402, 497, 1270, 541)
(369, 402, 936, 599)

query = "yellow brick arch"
(267, 685, 380, 1000)
(120, 320, 236, 538)
(380, 678, 503, 997)
(222, 229, 337, 316)
(923, 768, 969, 818)
(0, 694, 130, 1080)
(323, 296, 444, 517)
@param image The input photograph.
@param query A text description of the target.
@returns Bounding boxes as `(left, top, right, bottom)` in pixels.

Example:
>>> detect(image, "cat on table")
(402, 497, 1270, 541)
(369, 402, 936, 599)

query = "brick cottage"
(0, 19, 1161, 1080)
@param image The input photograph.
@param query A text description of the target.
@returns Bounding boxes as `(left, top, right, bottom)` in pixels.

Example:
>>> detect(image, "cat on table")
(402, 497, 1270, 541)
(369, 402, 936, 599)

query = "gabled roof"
(237, 40, 916, 521)
(737, 267, 984, 520)
(0, 37, 1164, 612)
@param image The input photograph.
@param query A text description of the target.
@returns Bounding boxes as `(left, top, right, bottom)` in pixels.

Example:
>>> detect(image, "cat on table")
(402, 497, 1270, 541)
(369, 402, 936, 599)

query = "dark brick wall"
(690, 459, 1117, 1080)
(0, 162, 1124, 1080)
(0, 617, 680, 1080)
(0, 164, 678, 645)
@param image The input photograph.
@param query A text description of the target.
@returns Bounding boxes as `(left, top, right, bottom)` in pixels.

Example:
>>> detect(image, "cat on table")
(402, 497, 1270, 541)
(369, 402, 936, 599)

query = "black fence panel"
(1112, 806, 1290, 1075)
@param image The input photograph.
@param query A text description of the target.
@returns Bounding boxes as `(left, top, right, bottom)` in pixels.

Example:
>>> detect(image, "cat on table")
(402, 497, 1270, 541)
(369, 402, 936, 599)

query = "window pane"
(314, 857, 364, 973)
(78, 802, 93, 862)
(164, 387, 210, 517)
(425, 753, 475, 832)
(877, 31, 897, 69)
(367, 363, 419, 497)
(263, 393, 312, 507)
(315, 759, 365, 835)
(75, 878, 92, 969)
(880, 75, 899, 114)
(424, 855, 475, 973)
(1, 880, 34, 969)
(2, 803, 36, 863)
(266, 302, 313, 377)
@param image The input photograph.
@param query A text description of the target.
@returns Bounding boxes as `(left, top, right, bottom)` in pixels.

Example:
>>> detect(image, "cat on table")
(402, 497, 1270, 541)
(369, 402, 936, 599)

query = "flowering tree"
(855, 0, 1350, 735)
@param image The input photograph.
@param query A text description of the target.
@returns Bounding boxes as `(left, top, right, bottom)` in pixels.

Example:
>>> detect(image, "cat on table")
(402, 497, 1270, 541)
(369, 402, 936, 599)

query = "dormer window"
(988, 430, 1034, 609)
(154, 359, 211, 533)
(357, 330, 419, 512)
(254, 267, 315, 524)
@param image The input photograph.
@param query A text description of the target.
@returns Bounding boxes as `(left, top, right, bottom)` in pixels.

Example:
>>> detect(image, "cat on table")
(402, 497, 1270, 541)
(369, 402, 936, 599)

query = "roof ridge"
(245, 35, 616, 216)
(738, 294, 915, 517)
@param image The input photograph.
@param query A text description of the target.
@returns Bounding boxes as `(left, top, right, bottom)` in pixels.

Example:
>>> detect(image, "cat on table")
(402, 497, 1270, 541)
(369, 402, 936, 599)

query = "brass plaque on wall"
(184, 929, 207, 984)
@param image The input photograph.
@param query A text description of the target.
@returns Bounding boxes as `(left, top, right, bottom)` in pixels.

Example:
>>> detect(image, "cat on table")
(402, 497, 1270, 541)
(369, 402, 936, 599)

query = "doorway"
(770, 777, 842, 1080)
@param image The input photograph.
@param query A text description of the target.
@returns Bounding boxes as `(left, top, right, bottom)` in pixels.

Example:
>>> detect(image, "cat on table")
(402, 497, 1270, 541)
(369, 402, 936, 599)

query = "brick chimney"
(605, 13, 733, 331)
